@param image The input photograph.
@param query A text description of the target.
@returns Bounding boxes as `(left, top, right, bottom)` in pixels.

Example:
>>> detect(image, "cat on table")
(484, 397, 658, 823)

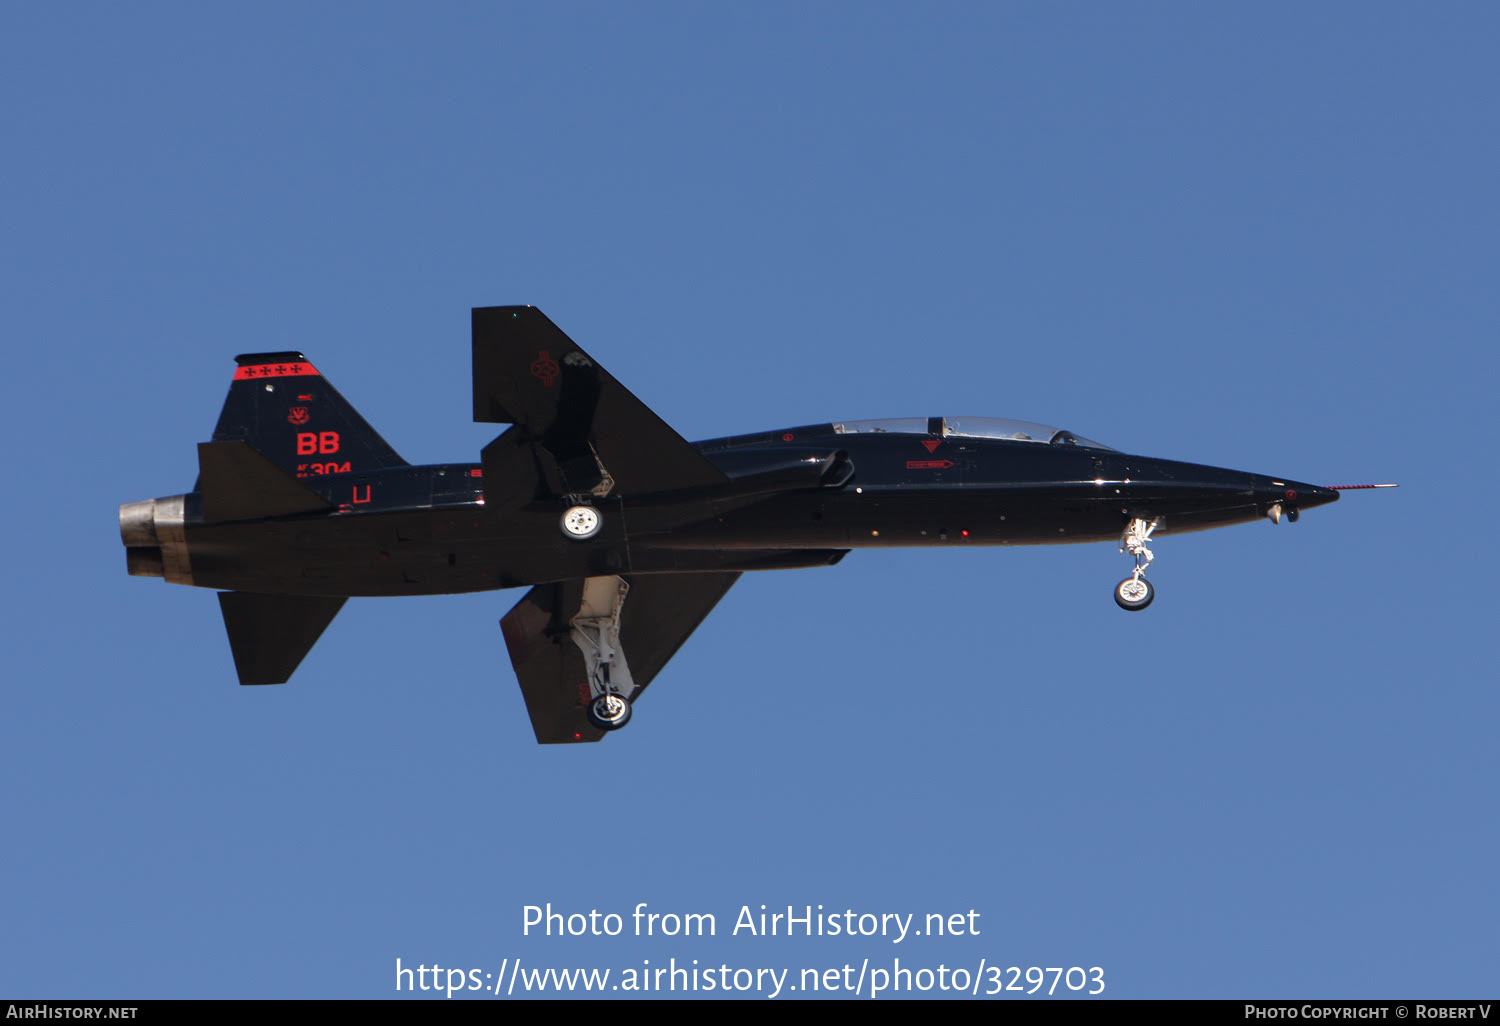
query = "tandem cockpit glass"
(830, 417, 1115, 451)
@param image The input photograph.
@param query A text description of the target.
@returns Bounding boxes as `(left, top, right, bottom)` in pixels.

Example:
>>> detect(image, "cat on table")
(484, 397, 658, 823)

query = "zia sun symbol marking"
(531, 349, 560, 387)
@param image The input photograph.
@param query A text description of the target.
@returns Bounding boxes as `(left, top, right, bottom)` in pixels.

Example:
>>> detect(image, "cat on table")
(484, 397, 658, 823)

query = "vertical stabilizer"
(209, 353, 406, 477)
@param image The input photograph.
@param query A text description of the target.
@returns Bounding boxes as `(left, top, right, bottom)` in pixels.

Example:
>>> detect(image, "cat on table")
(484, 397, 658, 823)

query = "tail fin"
(208, 352, 407, 477)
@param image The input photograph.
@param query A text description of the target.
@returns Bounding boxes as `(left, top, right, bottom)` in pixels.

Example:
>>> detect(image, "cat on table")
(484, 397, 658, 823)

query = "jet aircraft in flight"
(119, 307, 1391, 742)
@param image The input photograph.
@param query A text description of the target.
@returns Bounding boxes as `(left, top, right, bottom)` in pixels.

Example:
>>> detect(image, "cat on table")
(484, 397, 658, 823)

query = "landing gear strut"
(571, 576, 637, 731)
(1114, 517, 1158, 611)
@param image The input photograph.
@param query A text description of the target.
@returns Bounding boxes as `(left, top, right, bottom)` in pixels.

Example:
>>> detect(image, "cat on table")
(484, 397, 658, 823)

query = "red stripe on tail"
(233, 362, 321, 380)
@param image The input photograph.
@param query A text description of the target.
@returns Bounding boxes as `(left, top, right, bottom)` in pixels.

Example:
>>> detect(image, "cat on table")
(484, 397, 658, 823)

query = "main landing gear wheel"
(561, 505, 602, 541)
(586, 692, 632, 731)
(1114, 577, 1155, 611)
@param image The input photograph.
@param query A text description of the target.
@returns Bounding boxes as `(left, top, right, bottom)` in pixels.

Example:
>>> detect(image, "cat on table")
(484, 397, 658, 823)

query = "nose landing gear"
(1114, 517, 1158, 611)
(1114, 576, 1155, 611)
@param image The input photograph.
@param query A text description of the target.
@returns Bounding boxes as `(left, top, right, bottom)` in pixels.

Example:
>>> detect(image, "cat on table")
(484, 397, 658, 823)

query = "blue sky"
(2, 3, 1495, 999)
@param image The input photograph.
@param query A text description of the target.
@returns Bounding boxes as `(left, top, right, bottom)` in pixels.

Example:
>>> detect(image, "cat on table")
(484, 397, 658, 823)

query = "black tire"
(1114, 577, 1155, 611)
(586, 693, 632, 731)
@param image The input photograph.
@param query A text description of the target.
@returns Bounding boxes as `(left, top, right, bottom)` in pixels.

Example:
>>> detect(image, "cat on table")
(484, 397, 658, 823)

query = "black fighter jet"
(119, 306, 1391, 743)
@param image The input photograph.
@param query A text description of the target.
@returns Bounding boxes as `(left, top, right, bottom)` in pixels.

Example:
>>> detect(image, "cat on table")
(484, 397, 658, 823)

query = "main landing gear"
(1114, 517, 1158, 612)
(587, 692, 632, 731)
(571, 576, 637, 732)
(561, 504, 602, 540)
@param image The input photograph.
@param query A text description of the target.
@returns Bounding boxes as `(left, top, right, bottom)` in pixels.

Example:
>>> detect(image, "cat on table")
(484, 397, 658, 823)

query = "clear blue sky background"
(3, 3, 1495, 1000)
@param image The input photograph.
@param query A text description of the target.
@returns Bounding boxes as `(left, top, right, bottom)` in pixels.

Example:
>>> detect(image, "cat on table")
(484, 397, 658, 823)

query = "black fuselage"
(162, 424, 1336, 598)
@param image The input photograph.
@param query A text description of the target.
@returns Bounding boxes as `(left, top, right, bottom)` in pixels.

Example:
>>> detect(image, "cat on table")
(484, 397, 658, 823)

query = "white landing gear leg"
(570, 576, 637, 730)
(1115, 517, 1158, 611)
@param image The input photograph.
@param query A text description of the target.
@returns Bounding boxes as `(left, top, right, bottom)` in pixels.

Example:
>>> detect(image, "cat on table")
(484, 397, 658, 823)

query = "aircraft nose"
(1285, 481, 1340, 510)
(1254, 476, 1339, 521)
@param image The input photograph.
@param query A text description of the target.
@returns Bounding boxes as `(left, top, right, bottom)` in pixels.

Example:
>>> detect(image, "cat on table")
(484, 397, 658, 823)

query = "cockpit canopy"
(830, 417, 1114, 451)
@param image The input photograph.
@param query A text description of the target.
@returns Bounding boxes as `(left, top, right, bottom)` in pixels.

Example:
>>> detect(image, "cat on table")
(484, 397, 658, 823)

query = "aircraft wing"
(500, 572, 740, 744)
(472, 306, 728, 498)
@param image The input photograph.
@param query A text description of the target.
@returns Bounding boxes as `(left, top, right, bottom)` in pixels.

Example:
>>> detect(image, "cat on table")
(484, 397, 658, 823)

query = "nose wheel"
(1115, 517, 1159, 612)
(1114, 576, 1155, 611)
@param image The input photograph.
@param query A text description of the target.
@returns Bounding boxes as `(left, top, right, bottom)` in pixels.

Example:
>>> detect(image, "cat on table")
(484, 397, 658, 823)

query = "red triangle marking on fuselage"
(920, 438, 941, 453)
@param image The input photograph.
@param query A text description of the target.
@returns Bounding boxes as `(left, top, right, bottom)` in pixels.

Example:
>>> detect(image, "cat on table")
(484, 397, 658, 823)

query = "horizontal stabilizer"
(217, 592, 348, 685)
(473, 306, 728, 497)
(500, 572, 740, 744)
(198, 441, 333, 523)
